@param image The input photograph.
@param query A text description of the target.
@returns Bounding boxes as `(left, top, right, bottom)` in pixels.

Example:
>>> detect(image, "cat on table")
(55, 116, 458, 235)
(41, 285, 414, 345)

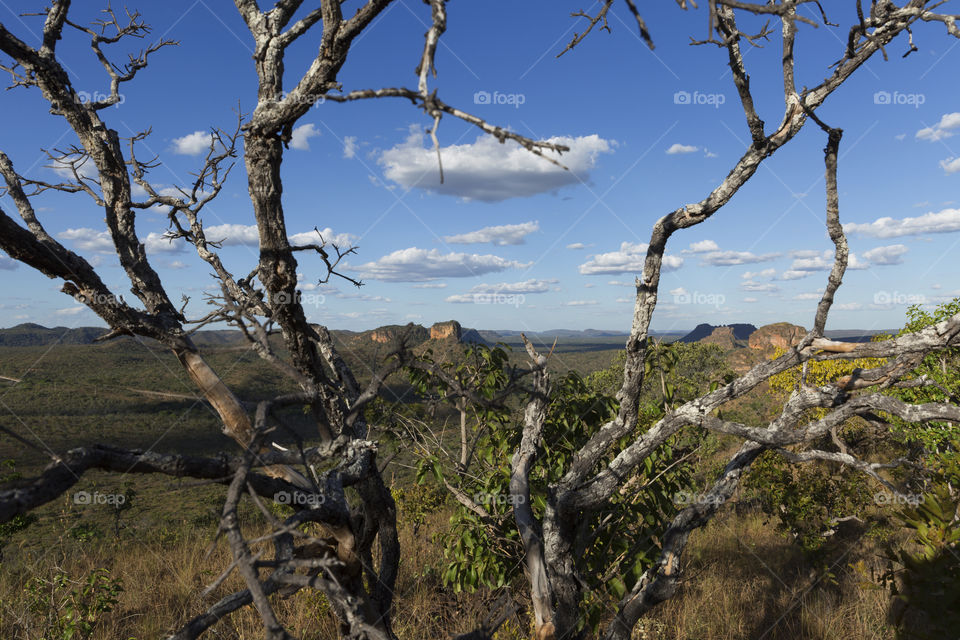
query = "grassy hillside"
(0, 332, 914, 639)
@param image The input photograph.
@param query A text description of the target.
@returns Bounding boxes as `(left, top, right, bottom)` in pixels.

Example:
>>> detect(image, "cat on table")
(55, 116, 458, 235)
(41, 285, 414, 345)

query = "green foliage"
(744, 450, 873, 554)
(0, 460, 37, 558)
(392, 483, 447, 533)
(753, 339, 891, 555)
(21, 567, 123, 640)
(586, 341, 734, 408)
(882, 481, 960, 639)
(425, 352, 692, 632)
(877, 297, 960, 638)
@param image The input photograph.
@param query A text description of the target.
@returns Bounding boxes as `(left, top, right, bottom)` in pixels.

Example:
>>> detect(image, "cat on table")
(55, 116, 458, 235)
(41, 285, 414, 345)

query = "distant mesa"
(363, 324, 429, 345)
(678, 323, 756, 344)
(748, 322, 806, 355)
(699, 326, 740, 350)
(360, 320, 485, 348)
(430, 320, 461, 341)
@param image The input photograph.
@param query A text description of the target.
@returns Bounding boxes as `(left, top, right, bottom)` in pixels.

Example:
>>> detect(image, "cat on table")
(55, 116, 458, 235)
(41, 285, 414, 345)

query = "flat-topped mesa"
(701, 325, 738, 350)
(430, 320, 462, 341)
(748, 322, 807, 355)
(363, 323, 430, 345)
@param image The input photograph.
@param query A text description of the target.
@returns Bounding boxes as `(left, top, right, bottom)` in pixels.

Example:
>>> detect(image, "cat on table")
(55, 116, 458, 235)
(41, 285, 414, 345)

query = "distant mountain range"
(0, 322, 894, 349)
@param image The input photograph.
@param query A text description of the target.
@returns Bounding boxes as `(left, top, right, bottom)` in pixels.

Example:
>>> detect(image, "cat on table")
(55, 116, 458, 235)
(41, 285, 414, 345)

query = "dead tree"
(0, 1, 556, 638)
(502, 3, 960, 640)
(0, 2, 959, 640)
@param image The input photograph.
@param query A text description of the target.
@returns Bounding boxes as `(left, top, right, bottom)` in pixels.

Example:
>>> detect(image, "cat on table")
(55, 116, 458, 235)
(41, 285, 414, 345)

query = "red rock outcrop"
(701, 326, 738, 350)
(430, 320, 462, 341)
(748, 322, 806, 356)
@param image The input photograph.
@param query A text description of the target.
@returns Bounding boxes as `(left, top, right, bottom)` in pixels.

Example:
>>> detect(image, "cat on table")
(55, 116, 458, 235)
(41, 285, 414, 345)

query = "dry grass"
(0, 501, 897, 639)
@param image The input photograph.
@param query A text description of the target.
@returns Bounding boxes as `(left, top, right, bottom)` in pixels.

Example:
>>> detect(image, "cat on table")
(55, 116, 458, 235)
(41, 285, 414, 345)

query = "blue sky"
(0, 1, 958, 333)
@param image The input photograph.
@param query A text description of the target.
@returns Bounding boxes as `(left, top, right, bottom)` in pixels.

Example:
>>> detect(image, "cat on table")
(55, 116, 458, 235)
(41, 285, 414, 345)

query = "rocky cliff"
(430, 320, 462, 341)
(700, 326, 739, 350)
(748, 322, 807, 356)
(679, 323, 757, 343)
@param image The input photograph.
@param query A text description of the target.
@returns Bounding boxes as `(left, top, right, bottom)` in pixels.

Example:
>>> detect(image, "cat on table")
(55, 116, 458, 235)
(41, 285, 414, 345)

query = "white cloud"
(204, 224, 260, 246)
(833, 302, 863, 311)
(350, 247, 529, 282)
(863, 244, 908, 265)
(290, 123, 320, 151)
(940, 157, 960, 174)
(469, 279, 557, 294)
(54, 306, 86, 316)
(412, 282, 447, 289)
(378, 128, 613, 201)
(669, 287, 687, 297)
(566, 242, 587, 250)
(335, 290, 391, 302)
(793, 292, 822, 300)
(57, 228, 113, 252)
(666, 143, 698, 155)
(741, 268, 776, 280)
(700, 250, 779, 266)
(916, 113, 960, 142)
(51, 156, 99, 183)
(289, 227, 356, 247)
(848, 254, 869, 270)
(578, 242, 683, 275)
(343, 135, 358, 158)
(167, 260, 188, 270)
(607, 280, 634, 287)
(844, 208, 960, 238)
(201, 224, 354, 248)
(743, 297, 758, 303)
(142, 231, 183, 254)
(564, 300, 598, 306)
(683, 239, 719, 253)
(741, 280, 779, 293)
(172, 130, 213, 155)
(784, 249, 868, 272)
(0, 255, 18, 270)
(443, 221, 539, 246)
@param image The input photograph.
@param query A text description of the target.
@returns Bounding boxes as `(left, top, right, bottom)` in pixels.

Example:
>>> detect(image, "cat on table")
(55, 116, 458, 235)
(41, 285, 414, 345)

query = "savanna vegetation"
(0, 2, 959, 639)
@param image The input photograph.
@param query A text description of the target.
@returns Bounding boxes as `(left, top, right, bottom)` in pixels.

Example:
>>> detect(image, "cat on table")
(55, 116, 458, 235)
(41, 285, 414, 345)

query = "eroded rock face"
(430, 320, 462, 341)
(370, 329, 395, 344)
(701, 326, 737, 350)
(748, 322, 806, 355)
